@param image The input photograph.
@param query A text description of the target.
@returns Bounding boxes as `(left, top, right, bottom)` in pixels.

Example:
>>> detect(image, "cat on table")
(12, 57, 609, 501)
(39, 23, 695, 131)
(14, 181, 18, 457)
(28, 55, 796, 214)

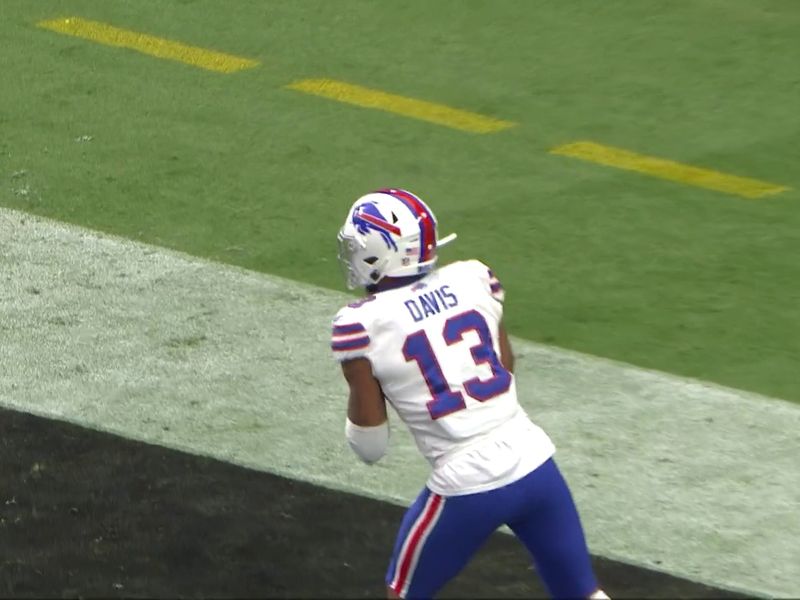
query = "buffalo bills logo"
(352, 202, 400, 250)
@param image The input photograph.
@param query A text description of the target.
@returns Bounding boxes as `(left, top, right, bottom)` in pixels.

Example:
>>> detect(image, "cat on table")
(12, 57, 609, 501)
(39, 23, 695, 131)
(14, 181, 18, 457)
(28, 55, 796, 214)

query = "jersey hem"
(426, 447, 555, 497)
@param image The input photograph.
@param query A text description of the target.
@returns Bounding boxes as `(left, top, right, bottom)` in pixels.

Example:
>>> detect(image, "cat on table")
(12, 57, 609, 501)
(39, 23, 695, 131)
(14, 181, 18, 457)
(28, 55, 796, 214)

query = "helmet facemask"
(337, 229, 390, 290)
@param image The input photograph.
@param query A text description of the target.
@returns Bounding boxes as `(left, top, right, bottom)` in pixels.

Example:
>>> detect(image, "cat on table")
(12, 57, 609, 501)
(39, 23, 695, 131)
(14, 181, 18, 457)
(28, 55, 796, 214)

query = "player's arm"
(498, 322, 514, 373)
(341, 357, 389, 465)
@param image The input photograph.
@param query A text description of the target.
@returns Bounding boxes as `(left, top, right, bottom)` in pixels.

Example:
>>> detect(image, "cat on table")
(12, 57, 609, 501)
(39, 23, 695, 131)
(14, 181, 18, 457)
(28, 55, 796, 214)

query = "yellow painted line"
(37, 17, 259, 73)
(285, 78, 516, 134)
(550, 141, 788, 199)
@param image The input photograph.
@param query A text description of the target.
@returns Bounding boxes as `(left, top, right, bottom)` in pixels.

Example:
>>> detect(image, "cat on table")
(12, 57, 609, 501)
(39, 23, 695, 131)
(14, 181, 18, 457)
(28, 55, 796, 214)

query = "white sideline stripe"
(1, 207, 797, 598)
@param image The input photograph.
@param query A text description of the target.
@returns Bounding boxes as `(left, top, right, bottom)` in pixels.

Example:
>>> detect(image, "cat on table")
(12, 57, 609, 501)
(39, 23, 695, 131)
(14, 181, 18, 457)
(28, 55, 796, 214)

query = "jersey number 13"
(402, 309, 512, 419)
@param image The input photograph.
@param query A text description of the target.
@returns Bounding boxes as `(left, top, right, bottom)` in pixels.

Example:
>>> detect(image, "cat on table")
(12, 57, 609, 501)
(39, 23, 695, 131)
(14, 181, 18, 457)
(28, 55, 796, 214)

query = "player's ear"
(498, 322, 514, 373)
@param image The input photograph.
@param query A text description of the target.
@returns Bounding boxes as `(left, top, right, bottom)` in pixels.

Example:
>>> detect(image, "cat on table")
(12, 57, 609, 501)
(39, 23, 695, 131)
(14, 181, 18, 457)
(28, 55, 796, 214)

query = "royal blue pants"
(386, 458, 598, 599)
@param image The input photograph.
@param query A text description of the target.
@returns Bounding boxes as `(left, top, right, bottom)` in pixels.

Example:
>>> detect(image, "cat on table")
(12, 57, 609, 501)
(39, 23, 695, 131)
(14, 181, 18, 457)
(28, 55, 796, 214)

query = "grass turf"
(2, 0, 799, 401)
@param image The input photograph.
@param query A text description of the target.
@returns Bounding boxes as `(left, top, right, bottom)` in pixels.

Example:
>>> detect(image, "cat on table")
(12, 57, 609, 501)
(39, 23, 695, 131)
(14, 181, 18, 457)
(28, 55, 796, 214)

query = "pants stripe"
(390, 492, 445, 596)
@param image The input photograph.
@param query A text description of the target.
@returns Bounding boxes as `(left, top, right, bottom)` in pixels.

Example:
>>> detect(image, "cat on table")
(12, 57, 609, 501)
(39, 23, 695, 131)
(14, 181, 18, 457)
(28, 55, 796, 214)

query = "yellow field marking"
(37, 17, 259, 73)
(550, 141, 788, 199)
(285, 78, 516, 133)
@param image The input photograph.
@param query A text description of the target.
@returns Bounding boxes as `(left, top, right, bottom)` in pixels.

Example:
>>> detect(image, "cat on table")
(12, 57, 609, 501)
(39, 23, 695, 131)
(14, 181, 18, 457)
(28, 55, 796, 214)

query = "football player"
(331, 188, 609, 600)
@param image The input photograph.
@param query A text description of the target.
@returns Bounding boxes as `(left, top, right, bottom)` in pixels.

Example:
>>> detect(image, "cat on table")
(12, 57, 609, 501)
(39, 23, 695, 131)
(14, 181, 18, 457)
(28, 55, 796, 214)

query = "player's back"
(332, 259, 554, 495)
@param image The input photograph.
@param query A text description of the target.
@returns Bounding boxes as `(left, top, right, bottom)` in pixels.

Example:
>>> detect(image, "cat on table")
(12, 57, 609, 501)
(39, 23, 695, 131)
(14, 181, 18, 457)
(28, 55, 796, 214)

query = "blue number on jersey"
(444, 310, 511, 401)
(403, 331, 466, 418)
(403, 309, 511, 419)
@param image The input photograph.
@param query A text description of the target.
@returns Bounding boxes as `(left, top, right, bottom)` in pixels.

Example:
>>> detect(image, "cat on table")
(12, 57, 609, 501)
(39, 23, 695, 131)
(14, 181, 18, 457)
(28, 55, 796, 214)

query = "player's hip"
(426, 418, 556, 496)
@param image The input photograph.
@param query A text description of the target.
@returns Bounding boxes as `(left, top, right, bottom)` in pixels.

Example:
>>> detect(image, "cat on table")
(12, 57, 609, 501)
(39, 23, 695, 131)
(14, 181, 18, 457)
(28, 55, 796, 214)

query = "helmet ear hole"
(364, 256, 379, 265)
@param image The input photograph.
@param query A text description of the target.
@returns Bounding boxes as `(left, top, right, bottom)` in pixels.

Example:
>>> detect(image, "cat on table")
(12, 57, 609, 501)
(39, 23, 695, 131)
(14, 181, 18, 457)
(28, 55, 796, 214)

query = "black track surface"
(0, 408, 749, 598)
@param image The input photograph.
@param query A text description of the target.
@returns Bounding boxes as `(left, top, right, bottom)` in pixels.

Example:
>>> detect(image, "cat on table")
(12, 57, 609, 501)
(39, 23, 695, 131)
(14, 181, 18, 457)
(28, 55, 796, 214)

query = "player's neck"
(367, 274, 426, 294)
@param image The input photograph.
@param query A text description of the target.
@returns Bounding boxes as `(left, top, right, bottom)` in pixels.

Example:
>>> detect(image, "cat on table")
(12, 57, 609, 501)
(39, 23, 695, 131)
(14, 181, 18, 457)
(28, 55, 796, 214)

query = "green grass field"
(2, 0, 799, 402)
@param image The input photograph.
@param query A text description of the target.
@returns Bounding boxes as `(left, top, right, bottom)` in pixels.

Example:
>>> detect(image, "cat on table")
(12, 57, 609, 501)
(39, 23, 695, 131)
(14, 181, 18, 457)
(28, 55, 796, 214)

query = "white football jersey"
(331, 260, 555, 495)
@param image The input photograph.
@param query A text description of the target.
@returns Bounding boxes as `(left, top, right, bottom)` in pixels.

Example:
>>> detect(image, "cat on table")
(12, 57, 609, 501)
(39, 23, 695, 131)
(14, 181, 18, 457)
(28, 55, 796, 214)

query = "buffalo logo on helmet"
(351, 201, 400, 250)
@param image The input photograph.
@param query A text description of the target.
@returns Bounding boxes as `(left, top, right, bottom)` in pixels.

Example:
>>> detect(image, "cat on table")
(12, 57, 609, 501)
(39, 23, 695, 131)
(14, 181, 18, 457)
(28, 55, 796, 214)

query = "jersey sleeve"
(330, 306, 372, 362)
(485, 266, 505, 303)
(466, 259, 505, 304)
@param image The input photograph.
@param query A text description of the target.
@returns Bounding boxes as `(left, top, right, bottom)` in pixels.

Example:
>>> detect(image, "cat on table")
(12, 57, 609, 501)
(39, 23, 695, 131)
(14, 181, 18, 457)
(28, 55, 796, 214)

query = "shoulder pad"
(456, 259, 505, 303)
